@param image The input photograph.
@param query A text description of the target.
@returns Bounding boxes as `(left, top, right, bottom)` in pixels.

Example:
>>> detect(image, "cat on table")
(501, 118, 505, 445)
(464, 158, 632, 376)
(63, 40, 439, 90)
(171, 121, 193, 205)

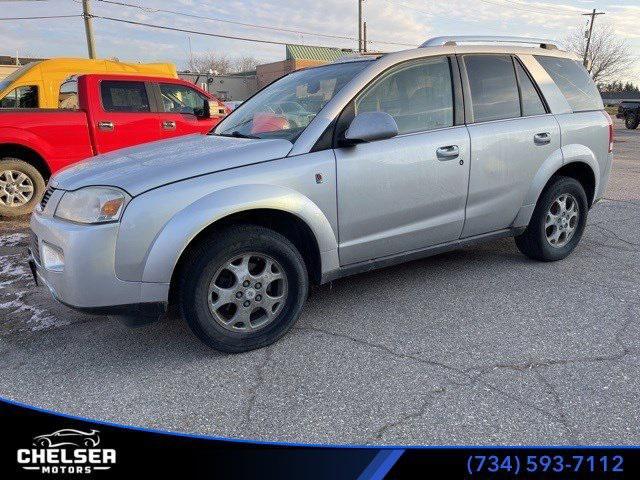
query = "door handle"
(534, 132, 551, 145)
(162, 120, 176, 130)
(436, 145, 459, 160)
(97, 121, 114, 132)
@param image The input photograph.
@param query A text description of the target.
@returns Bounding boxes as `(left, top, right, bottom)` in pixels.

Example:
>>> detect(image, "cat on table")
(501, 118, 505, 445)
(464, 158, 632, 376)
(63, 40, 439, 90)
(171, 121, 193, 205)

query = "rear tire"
(625, 112, 639, 130)
(178, 225, 308, 353)
(0, 158, 46, 217)
(515, 176, 588, 262)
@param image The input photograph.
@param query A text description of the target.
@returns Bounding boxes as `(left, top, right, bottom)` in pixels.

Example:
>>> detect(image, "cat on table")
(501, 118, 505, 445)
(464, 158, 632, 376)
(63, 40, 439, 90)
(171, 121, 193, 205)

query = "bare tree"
(564, 24, 635, 84)
(185, 53, 259, 75)
(186, 52, 232, 75)
(229, 55, 259, 73)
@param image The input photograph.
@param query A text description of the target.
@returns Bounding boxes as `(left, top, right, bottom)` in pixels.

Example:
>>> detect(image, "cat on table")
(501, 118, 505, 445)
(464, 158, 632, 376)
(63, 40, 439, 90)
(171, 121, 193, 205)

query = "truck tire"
(179, 225, 309, 353)
(515, 176, 588, 262)
(0, 158, 46, 218)
(625, 113, 639, 130)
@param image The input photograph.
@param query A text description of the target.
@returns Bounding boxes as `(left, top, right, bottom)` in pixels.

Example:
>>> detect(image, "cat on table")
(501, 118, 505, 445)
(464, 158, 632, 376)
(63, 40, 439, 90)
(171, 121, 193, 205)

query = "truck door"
(92, 80, 162, 154)
(154, 82, 221, 138)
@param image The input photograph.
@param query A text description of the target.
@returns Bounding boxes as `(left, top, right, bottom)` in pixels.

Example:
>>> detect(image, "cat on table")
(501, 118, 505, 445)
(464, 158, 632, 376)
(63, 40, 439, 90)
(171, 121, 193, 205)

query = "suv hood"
(50, 134, 293, 196)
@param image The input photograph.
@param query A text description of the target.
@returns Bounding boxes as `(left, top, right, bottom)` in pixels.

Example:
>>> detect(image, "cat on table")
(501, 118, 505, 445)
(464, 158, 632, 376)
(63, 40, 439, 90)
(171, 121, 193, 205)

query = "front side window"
(464, 55, 520, 123)
(534, 55, 602, 112)
(215, 61, 370, 141)
(100, 80, 150, 112)
(159, 83, 208, 116)
(0, 85, 38, 108)
(514, 60, 546, 116)
(355, 56, 454, 134)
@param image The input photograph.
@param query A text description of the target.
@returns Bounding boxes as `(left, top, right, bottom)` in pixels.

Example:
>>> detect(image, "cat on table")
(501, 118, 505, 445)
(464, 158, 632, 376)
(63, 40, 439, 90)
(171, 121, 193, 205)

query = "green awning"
(285, 44, 352, 62)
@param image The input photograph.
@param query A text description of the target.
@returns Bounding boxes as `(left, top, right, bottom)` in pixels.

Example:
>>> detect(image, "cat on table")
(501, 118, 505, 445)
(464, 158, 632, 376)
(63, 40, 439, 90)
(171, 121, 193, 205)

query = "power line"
(94, 0, 415, 48)
(92, 14, 397, 49)
(0, 15, 82, 21)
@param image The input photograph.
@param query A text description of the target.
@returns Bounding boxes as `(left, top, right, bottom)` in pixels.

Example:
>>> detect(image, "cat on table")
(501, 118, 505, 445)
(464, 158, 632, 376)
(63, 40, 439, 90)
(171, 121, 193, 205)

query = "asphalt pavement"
(0, 119, 638, 445)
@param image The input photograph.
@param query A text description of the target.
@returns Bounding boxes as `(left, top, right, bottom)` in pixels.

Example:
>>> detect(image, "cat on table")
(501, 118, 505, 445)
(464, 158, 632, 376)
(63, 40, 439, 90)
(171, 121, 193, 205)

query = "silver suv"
(29, 36, 613, 352)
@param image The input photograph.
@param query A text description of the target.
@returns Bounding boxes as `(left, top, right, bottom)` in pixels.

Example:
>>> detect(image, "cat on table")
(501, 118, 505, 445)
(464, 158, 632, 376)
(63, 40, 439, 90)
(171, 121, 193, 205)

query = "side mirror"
(343, 111, 399, 145)
(203, 99, 227, 119)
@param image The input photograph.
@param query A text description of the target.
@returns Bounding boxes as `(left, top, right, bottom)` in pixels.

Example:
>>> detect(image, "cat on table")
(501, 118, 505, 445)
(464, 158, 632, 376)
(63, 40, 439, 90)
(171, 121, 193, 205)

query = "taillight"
(605, 111, 614, 153)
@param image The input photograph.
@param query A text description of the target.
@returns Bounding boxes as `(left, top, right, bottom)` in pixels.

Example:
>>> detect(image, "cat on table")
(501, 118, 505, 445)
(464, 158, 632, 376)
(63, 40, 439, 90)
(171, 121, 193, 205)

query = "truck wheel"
(0, 158, 46, 217)
(625, 113, 639, 130)
(179, 225, 309, 353)
(515, 176, 588, 262)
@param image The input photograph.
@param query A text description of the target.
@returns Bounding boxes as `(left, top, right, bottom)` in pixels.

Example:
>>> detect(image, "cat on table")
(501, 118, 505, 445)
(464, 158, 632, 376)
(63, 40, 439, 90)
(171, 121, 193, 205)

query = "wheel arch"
(167, 208, 324, 306)
(134, 184, 338, 299)
(514, 150, 598, 229)
(0, 143, 51, 181)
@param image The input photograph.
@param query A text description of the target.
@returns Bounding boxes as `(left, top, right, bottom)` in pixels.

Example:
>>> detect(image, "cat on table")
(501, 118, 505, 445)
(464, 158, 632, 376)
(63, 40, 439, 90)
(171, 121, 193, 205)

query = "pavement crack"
(242, 346, 273, 427)
(295, 325, 465, 377)
(588, 223, 640, 249)
(371, 387, 446, 442)
(532, 370, 577, 443)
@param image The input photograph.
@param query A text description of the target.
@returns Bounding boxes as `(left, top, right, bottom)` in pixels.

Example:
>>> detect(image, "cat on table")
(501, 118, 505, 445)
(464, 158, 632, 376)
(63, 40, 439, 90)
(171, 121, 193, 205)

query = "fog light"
(41, 242, 64, 272)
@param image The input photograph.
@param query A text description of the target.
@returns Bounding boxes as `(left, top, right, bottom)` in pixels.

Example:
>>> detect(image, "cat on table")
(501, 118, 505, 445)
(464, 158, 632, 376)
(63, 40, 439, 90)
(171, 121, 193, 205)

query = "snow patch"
(0, 232, 28, 247)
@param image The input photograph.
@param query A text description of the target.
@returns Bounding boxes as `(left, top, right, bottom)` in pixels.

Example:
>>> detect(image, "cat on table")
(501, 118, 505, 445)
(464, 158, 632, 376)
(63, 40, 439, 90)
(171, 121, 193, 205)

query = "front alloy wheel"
(179, 225, 309, 353)
(208, 253, 288, 332)
(0, 169, 34, 208)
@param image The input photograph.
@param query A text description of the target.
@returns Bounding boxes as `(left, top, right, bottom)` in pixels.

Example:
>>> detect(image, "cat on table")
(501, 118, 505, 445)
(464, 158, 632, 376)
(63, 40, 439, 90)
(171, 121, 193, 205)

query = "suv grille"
(40, 187, 54, 210)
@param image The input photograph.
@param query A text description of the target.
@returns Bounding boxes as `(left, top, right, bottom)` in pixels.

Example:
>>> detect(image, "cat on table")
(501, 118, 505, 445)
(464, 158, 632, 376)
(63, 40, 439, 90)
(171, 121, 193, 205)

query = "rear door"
(154, 82, 219, 138)
(335, 55, 471, 265)
(92, 79, 161, 154)
(460, 54, 561, 237)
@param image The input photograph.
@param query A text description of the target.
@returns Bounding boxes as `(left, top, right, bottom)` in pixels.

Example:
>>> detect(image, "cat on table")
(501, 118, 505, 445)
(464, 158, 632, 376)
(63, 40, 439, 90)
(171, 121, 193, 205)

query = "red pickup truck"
(0, 73, 228, 216)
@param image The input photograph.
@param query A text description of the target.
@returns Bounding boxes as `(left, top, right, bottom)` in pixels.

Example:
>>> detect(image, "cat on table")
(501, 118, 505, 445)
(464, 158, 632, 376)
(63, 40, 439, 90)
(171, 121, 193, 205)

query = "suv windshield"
(214, 61, 370, 142)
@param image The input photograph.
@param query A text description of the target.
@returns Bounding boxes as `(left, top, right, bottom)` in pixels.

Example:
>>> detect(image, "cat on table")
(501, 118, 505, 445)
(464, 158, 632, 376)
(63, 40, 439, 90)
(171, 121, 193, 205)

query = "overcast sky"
(2, 0, 639, 81)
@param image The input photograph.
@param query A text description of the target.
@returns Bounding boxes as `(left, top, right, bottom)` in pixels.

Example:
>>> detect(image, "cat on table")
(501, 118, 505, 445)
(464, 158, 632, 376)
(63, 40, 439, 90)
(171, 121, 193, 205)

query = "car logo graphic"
(32, 429, 100, 448)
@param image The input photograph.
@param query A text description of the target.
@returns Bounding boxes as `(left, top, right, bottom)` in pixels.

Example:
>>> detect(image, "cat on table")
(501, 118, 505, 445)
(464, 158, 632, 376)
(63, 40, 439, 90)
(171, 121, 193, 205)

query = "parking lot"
(0, 119, 638, 446)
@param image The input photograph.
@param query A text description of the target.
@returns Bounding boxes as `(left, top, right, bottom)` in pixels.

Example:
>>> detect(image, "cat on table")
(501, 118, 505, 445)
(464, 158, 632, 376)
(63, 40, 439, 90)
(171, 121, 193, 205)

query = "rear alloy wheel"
(0, 158, 46, 217)
(626, 113, 639, 130)
(515, 176, 588, 262)
(179, 225, 308, 353)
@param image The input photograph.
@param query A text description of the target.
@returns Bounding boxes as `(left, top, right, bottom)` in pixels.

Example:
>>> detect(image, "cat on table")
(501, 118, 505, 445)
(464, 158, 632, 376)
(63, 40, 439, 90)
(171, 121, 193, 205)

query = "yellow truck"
(0, 58, 177, 109)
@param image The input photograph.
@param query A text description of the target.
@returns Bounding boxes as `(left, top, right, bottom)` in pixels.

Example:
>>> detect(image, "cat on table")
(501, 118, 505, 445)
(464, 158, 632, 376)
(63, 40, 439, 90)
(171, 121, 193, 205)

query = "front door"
(156, 82, 217, 138)
(335, 56, 470, 265)
(92, 79, 161, 154)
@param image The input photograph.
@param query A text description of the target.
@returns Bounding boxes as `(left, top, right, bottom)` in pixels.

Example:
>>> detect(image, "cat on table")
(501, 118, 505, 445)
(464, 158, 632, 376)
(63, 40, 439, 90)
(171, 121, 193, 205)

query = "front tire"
(179, 225, 308, 353)
(0, 158, 46, 217)
(515, 176, 588, 262)
(625, 113, 639, 130)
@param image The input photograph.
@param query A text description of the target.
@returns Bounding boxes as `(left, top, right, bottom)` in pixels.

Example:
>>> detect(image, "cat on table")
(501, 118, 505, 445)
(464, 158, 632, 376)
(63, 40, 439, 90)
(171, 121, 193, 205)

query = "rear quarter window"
(534, 56, 603, 112)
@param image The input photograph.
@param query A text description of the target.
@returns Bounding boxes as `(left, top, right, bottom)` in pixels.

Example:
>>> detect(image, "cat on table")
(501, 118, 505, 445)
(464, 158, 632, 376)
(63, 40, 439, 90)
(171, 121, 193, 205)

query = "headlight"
(55, 187, 130, 224)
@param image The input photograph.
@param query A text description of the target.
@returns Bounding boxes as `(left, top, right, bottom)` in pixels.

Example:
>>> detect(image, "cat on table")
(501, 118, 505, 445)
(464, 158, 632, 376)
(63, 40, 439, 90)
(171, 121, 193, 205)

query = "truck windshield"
(213, 61, 371, 142)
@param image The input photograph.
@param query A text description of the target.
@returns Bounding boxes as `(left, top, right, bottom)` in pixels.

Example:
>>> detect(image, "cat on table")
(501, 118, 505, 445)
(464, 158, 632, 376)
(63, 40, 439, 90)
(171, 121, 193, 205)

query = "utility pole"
(363, 21, 367, 52)
(358, 0, 364, 52)
(82, 0, 97, 59)
(582, 8, 604, 69)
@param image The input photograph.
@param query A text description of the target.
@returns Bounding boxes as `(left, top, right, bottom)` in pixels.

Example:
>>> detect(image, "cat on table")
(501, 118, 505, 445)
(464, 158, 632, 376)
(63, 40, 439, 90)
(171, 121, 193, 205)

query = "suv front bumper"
(29, 209, 169, 318)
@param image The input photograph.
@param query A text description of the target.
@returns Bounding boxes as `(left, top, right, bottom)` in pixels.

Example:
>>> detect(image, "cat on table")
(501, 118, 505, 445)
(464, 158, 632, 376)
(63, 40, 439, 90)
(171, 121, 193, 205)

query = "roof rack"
(420, 36, 558, 50)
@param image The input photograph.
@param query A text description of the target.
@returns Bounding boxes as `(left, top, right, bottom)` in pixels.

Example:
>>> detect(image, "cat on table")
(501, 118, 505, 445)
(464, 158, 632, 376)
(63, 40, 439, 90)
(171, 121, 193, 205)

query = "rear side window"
(534, 56, 602, 112)
(59, 76, 78, 109)
(464, 55, 520, 123)
(100, 81, 150, 112)
(0, 85, 38, 108)
(514, 60, 546, 116)
(356, 56, 454, 134)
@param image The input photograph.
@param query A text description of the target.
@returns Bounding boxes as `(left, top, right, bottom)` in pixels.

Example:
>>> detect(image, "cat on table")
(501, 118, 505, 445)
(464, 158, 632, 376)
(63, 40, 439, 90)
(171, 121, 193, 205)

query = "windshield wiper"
(217, 131, 260, 139)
